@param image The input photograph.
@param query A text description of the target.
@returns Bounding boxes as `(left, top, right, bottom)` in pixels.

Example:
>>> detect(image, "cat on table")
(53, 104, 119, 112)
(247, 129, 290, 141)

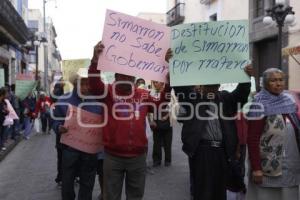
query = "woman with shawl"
(247, 68, 300, 200)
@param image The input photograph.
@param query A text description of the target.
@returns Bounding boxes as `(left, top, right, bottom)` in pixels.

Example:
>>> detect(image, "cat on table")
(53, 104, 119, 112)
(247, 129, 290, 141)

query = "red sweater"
(247, 115, 297, 171)
(35, 96, 53, 114)
(88, 63, 170, 157)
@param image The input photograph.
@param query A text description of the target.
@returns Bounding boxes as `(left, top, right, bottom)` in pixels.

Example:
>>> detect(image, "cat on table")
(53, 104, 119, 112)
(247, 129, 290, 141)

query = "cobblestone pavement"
(0, 122, 190, 200)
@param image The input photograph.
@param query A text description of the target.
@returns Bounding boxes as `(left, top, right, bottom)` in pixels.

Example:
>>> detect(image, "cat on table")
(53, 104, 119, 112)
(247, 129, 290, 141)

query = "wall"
(137, 12, 166, 24)
(287, 0, 300, 90)
(167, 0, 248, 23)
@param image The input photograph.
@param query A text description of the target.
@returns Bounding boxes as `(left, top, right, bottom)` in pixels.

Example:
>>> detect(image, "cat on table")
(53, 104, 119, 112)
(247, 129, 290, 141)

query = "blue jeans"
(0, 126, 4, 148)
(3, 126, 12, 144)
(23, 117, 33, 137)
(11, 119, 20, 139)
(61, 146, 97, 200)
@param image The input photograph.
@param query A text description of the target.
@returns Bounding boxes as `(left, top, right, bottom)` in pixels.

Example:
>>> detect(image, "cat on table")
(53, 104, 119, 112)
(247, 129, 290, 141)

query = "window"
(28, 20, 39, 29)
(175, 0, 184, 4)
(210, 13, 217, 21)
(256, 0, 265, 17)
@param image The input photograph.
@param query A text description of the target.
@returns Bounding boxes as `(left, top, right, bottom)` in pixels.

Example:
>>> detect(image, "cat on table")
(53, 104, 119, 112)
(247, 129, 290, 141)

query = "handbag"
(3, 115, 14, 126)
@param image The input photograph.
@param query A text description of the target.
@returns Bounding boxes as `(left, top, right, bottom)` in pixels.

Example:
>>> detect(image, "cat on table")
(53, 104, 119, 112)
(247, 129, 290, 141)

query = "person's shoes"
(1, 147, 6, 151)
(153, 161, 161, 167)
(146, 166, 155, 175)
(24, 136, 30, 140)
(165, 162, 171, 167)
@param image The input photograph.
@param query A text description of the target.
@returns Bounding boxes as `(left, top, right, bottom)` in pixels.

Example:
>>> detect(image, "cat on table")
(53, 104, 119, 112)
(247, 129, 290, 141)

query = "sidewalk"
(0, 136, 23, 162)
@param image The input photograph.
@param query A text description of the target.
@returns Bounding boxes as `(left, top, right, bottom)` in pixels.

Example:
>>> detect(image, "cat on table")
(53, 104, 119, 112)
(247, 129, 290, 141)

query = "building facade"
(0, 0, 30, 85)
(286, 0, 300, 90)
(250, 0, 300, 90)
(46, 18, 62, 85)
(27, 9, 61, 91)
(166, 0, 299, 90)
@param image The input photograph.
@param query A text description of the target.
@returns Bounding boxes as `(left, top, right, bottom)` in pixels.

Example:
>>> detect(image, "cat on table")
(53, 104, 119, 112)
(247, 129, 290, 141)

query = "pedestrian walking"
(21, 92, 36, 140)
(51, 78, 65, 185)
(35, 92, 53, 134)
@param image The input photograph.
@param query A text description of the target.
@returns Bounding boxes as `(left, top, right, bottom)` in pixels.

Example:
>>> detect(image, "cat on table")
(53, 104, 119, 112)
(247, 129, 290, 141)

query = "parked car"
(289, 90, 300, 119)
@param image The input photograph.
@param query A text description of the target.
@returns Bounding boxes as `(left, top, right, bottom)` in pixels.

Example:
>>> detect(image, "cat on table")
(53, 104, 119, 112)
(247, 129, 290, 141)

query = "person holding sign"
(21, 92, 36, 140)
(88, 41, 171, 200)
(172, 61, 253, 200)
(53, 70, 103, 200)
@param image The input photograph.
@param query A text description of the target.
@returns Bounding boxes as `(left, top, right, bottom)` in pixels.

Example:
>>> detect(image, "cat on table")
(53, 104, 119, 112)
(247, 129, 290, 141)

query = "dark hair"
(0, 87, 7, 97)
(136, 78, 145, 85)
(11, 84, 16, 92)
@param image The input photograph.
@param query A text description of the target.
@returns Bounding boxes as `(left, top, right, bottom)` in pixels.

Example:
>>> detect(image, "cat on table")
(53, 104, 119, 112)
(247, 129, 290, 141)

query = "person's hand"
(252, 170, 263, 184)
(149, 121, 157, 130)
(91, 41, 105, 64)
(162, 114, 169, 121)
(165, 48, 173, 63)
(58, 125, 68, 134)
(244, 64, 254, 77)
(31, 113, 36, 119)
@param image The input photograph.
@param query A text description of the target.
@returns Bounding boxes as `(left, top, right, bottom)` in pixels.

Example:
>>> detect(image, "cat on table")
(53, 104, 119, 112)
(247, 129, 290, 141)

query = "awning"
(282, 45, 300, 56)
(282, 45, 300, 65)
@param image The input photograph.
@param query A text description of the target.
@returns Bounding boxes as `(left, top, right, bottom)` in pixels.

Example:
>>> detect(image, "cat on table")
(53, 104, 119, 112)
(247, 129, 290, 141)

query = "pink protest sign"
(60, 106, 104, 154)
(98, 9, 171, 82)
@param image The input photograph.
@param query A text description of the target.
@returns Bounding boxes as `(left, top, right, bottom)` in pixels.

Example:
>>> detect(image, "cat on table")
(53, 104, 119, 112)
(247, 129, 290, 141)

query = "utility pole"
(43, 0, 48, 93)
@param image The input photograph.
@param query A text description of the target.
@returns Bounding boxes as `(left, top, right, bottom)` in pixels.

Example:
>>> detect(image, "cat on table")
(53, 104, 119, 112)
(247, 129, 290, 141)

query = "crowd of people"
(0, 84, 54, 151)
(75, 42, 298, 200)
(0, 40, 299, 200)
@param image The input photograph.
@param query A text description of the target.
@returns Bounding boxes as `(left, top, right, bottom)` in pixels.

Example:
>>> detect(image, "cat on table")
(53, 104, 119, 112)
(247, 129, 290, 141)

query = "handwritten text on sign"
(170, 20, 250, 86)
(98, 9, 170, 82)
(60, 106, 103, 154)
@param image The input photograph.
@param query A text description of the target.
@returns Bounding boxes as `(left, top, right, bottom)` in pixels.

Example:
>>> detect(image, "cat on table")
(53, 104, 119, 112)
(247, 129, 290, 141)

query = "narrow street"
(0, 122, 190, 200)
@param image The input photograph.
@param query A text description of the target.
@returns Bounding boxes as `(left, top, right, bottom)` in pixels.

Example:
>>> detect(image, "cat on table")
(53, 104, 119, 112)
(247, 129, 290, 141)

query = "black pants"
(61, 146, 97, 200)
(190, 145, 227, 200)
(97, 159, 104, 200)
(188, 156, 194, 196)
(152, 129, 172, 164)
(56, 147, 63, 183)
(55, 134, 62, 183)
(41, 112, 51, 132)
